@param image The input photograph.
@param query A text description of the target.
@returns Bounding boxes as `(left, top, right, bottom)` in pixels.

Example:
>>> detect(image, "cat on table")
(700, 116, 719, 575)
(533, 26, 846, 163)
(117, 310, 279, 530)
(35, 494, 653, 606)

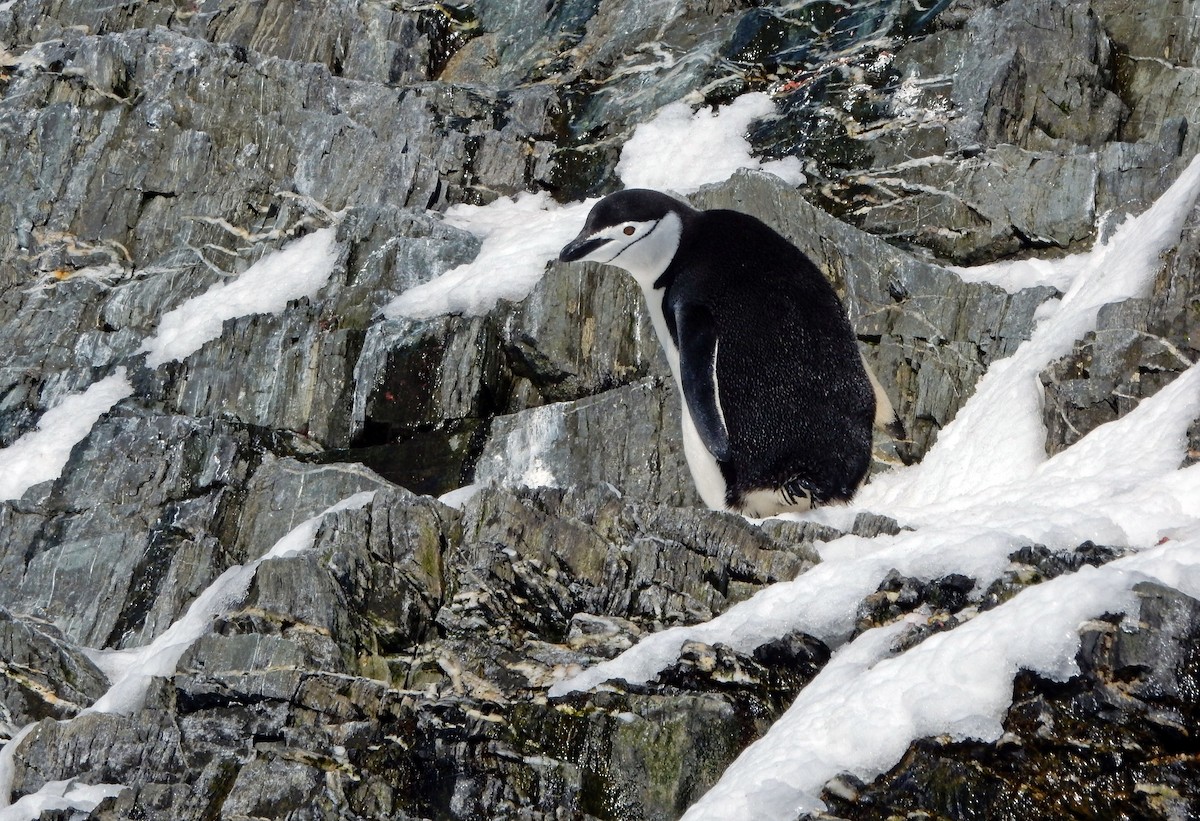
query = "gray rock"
(1, 0, 455, 86)
(497, 260, 670, 404)
(819, 582, 1200, 821)
(0, 22, 552, 442)
(2, 0, 1200, 817)
(452, 485, 818, 631)
(945, 0, 1126, 151)
(1, 481, 830, 819)
(851, 145, 1103, 261)
(474, 377, 698, 508)
(0, 408, 264, 649)
(1041, 199, 1200, 456)
(775, 0, 1196, 263)
(1093, 0, 1200, 71)
(0, 609, 109, 737)
(349, 312, 514, 495)
(230, 455, 396, 563)
(0, 24, 558, 272)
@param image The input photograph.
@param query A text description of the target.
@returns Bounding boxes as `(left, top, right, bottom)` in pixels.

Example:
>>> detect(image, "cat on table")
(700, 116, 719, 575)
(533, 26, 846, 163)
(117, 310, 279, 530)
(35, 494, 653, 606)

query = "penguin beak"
(559, 233, 611, 263)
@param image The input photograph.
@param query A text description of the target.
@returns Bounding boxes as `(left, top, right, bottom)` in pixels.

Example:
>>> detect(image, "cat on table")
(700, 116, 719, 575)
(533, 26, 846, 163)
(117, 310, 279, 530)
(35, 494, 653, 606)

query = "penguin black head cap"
(558, 189, 696, 265)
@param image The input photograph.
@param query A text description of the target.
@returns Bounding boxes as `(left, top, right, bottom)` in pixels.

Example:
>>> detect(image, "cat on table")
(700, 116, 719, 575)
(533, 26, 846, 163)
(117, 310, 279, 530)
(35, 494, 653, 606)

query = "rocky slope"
(0, 0, 1197, 818)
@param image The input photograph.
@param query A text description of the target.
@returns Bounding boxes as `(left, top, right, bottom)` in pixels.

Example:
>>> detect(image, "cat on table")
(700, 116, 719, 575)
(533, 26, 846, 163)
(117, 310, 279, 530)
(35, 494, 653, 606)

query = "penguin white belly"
(679, 402, 729, 511)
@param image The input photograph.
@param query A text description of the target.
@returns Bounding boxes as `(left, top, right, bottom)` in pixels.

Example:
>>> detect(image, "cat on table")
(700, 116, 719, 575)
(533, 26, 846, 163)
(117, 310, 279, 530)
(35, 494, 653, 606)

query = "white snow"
(0, 370, 133, 502)
(383, 92, 803, 320)
(949, 254, 1086, 294)
(437, 482, 483, 510)
(384, 194, 594, 320)
(863, 153, 1200, 513)
(0, 777, 126, 821)
(141, 226, 340, 366)
(616, 93, 806, 192)
(84, 490, 376, 716)
(684, 539, 1200, 820)
(551, 154, 1200, 817)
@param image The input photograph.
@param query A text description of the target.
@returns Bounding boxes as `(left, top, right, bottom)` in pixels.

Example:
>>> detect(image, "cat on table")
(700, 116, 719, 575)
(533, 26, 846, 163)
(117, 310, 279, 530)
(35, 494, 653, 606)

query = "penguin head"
(559, 189, 696, 287)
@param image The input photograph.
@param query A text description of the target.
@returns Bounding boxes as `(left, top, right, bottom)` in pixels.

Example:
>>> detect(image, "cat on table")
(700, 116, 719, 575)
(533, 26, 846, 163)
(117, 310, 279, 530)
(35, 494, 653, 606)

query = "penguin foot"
(737, 480, 817, 518)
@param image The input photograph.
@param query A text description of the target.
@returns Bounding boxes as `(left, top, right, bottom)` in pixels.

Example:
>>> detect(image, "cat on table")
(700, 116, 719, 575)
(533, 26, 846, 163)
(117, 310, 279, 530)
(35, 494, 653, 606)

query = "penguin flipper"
(675, 302, 732, 463)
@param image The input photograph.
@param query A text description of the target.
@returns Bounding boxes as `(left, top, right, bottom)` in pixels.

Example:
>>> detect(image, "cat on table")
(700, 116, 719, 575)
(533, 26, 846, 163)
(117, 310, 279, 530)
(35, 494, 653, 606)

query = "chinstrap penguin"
(559, 188, 901, 518)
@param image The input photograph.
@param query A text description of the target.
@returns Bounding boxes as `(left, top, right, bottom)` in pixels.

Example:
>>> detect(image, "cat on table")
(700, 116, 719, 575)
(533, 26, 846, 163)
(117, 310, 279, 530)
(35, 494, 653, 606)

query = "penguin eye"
(623, 225, 635, 236)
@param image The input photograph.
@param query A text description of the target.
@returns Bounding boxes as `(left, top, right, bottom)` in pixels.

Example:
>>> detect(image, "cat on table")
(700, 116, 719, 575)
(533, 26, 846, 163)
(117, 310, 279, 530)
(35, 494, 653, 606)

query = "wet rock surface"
(816, 582, 1200, 821)
(0, 0, 1197, 818)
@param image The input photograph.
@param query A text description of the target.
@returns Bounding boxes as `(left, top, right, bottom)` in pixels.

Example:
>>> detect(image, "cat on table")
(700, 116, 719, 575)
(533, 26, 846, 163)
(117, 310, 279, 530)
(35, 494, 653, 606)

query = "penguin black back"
(662, 208, 875, 506)
(559, 188, 882, 516)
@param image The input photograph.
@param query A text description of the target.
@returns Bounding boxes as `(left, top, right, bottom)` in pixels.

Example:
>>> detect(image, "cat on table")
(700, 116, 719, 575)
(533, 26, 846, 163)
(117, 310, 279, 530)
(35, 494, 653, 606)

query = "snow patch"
(384, 194, 593, 319)
(0, 778, 126, 820)
(683, 540, 1200, 819)
(868, 154, 1200, 510)
(0, 370, 134, 502)
(140, 226, 340, 367)
(438, 483, 483, 510)
(616, 93, 806, 193)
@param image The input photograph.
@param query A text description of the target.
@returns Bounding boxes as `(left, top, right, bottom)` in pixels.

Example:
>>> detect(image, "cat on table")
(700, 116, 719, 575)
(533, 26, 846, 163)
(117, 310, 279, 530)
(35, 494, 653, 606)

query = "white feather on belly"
(679, 402, 729, 511)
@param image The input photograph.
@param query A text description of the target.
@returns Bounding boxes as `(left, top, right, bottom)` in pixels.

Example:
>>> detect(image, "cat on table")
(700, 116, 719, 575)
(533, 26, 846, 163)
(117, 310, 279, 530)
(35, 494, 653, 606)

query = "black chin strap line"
(606, 218, 661, 265)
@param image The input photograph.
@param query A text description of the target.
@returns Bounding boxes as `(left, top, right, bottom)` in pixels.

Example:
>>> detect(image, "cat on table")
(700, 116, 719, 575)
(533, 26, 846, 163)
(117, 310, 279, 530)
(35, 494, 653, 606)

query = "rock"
(0, 0, 470, 85)
(850, 145, 1103, 261)
(2, 481, 832, 819)
(750, 0, 1195, 264)
(855, 570, 975, 632)
(474, 377, 698, 508)
(568, 613, 644, 657)
(0, 609, 109, 737)
(0, 23, 557, 442)
(0, 408, 265, 649)
(147, 206, 480, 450)
(497, 259, 669, 404)
(818, 582, 1200, 821)
(1041, 199, 1200, 456)
(348, 313, 515, 496)
(448, 485, 818, 636)
(345, 246, 667, 498)
(945, 0, 1126, 151)
(2, 0, 1200, 817)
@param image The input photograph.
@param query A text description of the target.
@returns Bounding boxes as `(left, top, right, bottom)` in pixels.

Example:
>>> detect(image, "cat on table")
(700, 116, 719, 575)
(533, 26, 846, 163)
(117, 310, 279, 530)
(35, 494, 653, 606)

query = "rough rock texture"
(8, 482, 828, 820)
(818, 582, 1200, 821)
(746, 0, 1197, 261)
(0, 0, 1198, 818)
(0, 610, 109, 735)
(1042, 198, 1200, 458)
